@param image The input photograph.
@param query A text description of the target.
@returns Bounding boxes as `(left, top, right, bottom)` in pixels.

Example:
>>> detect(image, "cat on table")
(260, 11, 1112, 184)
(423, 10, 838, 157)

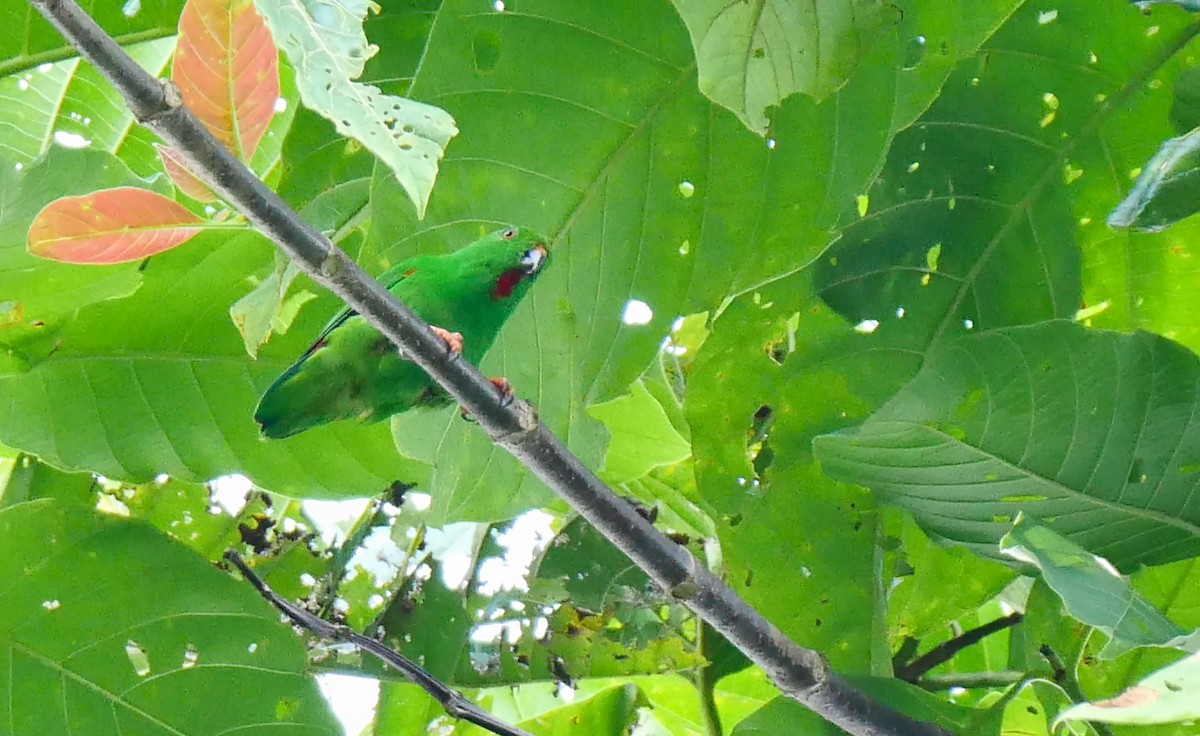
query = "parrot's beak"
(520, 244, 548, 274)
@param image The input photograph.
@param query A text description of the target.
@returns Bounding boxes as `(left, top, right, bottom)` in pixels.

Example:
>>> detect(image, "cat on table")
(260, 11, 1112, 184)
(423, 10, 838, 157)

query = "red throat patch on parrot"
(491, 268, 524, 300)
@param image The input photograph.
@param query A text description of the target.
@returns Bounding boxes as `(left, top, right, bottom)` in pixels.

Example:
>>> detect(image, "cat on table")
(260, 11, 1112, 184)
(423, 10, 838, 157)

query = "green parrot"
(254, 226, 550, 439)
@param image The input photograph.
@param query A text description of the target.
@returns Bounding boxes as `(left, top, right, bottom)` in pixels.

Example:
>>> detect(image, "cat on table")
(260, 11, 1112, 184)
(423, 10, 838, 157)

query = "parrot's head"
(466, 226, 550, 303)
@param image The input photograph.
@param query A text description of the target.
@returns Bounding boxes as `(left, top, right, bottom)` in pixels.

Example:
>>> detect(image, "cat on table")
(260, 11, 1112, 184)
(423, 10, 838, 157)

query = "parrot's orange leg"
(430, 325, 464, 355)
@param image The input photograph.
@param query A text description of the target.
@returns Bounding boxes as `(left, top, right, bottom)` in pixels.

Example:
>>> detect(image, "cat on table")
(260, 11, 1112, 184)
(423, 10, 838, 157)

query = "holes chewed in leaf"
(621, 299, 653, 325)
(125, 640, 151, 676)
(473, 30, 502, 74)
(902, 35, 927, 70)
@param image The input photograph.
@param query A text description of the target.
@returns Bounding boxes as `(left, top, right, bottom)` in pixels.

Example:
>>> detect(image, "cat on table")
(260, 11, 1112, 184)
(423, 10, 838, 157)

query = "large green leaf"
(0, 500, 338, 734)
(686, 0, 1200, 668)
(815, 321, 1200, 571)
(0, 1, 183, 69)
(358, 0, 1014, 522)
(0, 38, 174, 175)
(0, 229, 425, 498)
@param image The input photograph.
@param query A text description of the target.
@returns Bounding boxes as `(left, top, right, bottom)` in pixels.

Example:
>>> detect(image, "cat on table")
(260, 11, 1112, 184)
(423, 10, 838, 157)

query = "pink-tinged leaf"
(173, 0, 280, 162)
(156, 144, 218, 202)
(28, 188, 204, 265)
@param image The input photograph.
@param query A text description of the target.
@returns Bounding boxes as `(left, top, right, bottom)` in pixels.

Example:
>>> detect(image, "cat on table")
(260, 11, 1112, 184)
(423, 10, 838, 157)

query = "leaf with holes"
(28, 187, 205, 264)
(0, 500, 339, 734)
(173, 0, 279, 162)
(815, 321, 1200, 571)
(669, 0, 899, 133)
(251, 0, 456, 218)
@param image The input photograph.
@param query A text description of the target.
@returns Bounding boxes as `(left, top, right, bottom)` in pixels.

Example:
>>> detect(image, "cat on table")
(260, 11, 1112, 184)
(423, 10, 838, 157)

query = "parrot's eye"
(520, 244, 547, 274)
(501, 228, 516, 240)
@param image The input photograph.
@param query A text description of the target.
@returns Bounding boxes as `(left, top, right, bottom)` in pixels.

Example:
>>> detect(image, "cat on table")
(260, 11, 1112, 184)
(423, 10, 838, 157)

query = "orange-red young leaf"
(173, 0, 279, 161)
(28, 188, 205, 264)
(156, 144, 218, 202)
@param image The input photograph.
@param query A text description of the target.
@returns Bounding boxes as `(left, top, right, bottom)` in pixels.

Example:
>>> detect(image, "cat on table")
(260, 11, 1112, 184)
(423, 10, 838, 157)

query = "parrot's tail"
(253, 364, 346, 439)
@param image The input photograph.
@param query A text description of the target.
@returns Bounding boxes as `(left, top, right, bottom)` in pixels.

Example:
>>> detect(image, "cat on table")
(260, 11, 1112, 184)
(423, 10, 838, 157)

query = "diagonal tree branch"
(28, 2, 950, 734)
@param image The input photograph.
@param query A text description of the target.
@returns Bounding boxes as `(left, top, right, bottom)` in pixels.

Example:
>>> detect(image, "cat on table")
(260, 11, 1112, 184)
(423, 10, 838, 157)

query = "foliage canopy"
(4, 0, 1200, 734)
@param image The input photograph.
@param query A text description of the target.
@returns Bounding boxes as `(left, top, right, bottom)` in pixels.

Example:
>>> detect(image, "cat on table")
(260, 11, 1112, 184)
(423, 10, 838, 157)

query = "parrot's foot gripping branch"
(431, 326, 464, 355)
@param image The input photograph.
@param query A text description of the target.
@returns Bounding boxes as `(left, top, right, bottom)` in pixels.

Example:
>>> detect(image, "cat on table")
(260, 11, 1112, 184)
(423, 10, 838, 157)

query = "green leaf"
(888, 514, 1015, 644)
(0, 229, 426, 498)
(374, 0, 955, 522)
(589, 379, 692, 485)
(0, 37, 175, 174)
(0, 455, 95, 508)
(533, 515, 652, 613)
(1135, 557, 1200, 630)
(229, 251, 311, 358)
(121, 477, 262, 562)
(1001, 515, 1194, 658)
(0, 500, 338, 734)
(1059, 650, 1200, 726)
(815, 321, 1200, 571)
(230, 179, 369, 357)
(252, 0, 457, 217)
(669, 0, 899, 133)
(0, 1, 183, 68)
(518, 683, 642, 735)
(373, 682, 443, 736)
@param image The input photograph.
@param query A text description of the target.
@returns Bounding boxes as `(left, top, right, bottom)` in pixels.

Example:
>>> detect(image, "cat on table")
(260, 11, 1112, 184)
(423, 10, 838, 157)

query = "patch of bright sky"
(207, 473, 558, 735)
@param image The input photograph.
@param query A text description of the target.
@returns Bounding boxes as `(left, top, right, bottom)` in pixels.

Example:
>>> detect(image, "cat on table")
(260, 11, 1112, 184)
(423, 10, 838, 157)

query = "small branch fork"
(223, 551, 531, 736)
(28, 2, 949, 734)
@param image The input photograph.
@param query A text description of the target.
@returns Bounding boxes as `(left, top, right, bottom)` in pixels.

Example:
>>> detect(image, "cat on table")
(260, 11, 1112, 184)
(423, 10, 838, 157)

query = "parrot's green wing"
(253, 261, 420, 438)
(296, 260, 416, 362)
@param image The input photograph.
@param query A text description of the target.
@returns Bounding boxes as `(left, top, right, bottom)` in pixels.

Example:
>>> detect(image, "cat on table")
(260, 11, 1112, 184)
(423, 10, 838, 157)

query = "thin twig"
(223, 551, 531, 736)
(896, 614, 1024, 683)
(28, 2, 950, 734)
(1040, 645, 1116, 736)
